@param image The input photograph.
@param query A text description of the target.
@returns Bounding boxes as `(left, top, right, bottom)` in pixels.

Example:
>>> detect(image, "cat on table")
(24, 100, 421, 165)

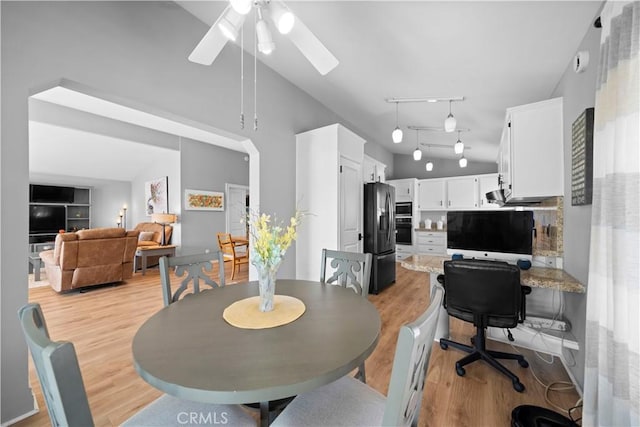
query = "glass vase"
(257, 263, 278, 312)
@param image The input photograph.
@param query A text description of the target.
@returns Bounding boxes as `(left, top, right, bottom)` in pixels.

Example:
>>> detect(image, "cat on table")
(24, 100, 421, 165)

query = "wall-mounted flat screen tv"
(30, 184, 75, 203)
(447, 210, 534, 262)
(29, 205, 66, 234)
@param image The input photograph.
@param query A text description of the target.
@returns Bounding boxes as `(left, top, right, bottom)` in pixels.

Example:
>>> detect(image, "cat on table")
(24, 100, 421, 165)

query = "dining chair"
(17, 303, 255, 427)
(320, 249, 373, 382)
(217, 232, 249, 280)
(159, 251, 226, 307)
(272, 284, 444, 427)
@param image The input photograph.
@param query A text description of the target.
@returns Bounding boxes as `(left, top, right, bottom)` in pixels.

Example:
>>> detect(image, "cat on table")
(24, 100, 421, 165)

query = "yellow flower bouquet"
(247, 210, 303, 311)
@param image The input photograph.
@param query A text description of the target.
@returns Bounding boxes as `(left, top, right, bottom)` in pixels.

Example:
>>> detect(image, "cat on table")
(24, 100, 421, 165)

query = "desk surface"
(401, 255, 585, 293)
(132, 279, 381, 404)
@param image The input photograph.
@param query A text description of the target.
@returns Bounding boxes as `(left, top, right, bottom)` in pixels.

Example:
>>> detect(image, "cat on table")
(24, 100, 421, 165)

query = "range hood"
(485, 189, 549, 206)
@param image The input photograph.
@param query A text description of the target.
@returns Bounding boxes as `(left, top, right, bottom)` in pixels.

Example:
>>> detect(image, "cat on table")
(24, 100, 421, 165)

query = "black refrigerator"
(364, 182, 396, 294)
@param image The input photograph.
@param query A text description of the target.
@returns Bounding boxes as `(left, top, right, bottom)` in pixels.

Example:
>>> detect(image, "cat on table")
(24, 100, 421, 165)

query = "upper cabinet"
(388, 178, 415, 202)
(500, 97, 564, 203)
(417, 173, 499, 211)
(417, 179, 445, 209)
(446, 176, 477, 209)
(363, 155, 387, 183)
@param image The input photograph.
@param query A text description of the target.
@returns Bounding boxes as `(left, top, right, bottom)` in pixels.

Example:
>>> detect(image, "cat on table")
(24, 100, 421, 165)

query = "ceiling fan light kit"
(230, 0, 253, 15)
(256, 9, 275, 54)
(270, 1, 295, 34)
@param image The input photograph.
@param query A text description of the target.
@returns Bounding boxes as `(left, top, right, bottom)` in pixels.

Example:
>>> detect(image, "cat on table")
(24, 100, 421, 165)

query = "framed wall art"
(571, 108, 594, 206)
(184, 189, 224, 211)
(145, 176, 168, 216)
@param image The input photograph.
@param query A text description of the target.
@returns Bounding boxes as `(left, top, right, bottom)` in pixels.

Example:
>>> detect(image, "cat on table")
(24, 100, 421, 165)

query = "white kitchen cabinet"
(499, 97, 564, 203)
(388, 179, 415, 203)
(478, 173, 500, 208)
(417, 179, 445, 209)
(296, 124, 365, 281)
(363, 154, 386, 183)
(446, 176, 478, 209)
(396, 244, 414, 261)
(416, 231, 447, 255)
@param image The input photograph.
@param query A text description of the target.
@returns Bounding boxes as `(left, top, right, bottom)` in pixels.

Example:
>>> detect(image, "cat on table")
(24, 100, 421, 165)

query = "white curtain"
(584, 1, 640, 426)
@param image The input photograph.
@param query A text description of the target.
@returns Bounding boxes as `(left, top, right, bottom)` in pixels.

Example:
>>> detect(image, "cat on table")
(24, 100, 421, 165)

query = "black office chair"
(438, 259, 531, 392)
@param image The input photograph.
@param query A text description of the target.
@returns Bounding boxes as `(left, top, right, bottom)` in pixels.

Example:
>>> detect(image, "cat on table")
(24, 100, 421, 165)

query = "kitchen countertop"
(400, 254, 585, 293)
(415, 228, 446, 232)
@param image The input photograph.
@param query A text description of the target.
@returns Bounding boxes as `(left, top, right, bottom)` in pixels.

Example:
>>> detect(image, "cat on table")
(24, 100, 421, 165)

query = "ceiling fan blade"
(288, 17, 339, 75)
(188, 5, 245, 66)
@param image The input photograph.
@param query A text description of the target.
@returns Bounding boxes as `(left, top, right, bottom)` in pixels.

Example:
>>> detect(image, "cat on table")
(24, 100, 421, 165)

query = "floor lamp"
(151, 213, 176, 246)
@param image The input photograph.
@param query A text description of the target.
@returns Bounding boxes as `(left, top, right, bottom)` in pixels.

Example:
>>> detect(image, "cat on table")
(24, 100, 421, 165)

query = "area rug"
(28, 271, 50, 289)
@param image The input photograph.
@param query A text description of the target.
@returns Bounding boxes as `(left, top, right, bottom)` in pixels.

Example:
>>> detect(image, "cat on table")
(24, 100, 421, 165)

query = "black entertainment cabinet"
(28, 184, 92, 246)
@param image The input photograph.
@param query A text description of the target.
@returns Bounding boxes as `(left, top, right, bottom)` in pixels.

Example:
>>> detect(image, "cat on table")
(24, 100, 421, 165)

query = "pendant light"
(454, 130, 464, 154)
(444, 100, 457, 133)
(426, 160, 434, 171)
(413, 129, 422, 160)
(459, 154, 468, 168)
(392, 102, 403, 143)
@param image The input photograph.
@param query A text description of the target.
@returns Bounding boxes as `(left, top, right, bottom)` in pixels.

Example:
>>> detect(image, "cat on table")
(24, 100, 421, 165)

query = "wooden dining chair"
(216, 232, 249, 280)
(17, 303, 255, 427)
(159, 251, 226, 307)
(272, 284, 444, 427)
(320, 249, 373, 383)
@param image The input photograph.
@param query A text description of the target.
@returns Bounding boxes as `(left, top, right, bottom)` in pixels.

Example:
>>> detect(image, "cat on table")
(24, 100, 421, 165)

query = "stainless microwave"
(396, 202, 412, 217)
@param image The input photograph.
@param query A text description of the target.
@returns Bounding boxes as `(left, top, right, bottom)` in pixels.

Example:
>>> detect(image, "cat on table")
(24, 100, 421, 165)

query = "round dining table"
(132, 279, 381, 425)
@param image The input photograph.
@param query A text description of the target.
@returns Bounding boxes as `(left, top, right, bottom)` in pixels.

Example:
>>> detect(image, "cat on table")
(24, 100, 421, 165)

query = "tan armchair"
(134, 222, 174, 268)
(40, 228, 139, 292)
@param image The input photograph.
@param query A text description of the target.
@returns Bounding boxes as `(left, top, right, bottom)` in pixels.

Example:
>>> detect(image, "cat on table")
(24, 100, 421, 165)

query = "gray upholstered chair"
(159, 251, 226, 307)
(320, 249, 373, 383)
(272, 284, 444, 427)
(18, 303, 255, 427)
(321, 249, 373, 297)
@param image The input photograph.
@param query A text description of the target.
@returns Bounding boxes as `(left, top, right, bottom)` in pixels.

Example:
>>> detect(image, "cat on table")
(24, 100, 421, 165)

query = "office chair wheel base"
(518, 359, 529, 368)
(440, 342, 448, 350)
(513, 380, 525, 392)
(455, 364, 466, 376)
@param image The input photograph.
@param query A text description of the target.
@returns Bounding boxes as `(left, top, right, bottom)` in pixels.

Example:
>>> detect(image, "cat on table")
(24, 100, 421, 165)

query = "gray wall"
(550, 14, 601, 389)
(180, 138, 249, 249)
(0, 1, 391, 422)
(392, 154, 497, 179)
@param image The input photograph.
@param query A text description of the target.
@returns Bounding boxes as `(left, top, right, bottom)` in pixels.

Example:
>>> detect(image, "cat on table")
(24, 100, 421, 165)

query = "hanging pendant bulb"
(230, 0, 252, 15)
(426, 160, 434, 171)
(444, 100, 457, 133)
(392, 102, 403, 143)
(413, 148, 422, 161)
(459, 155, 468, 168)
(256, 9, 275, 55)
(454, 130, 464, 154)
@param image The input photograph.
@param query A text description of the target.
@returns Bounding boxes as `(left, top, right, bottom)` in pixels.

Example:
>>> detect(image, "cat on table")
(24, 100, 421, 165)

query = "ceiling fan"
(188, 0, 339, 75)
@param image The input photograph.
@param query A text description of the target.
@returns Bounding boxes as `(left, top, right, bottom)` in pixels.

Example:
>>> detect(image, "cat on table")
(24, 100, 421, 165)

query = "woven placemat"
(223, 295, 306, 329)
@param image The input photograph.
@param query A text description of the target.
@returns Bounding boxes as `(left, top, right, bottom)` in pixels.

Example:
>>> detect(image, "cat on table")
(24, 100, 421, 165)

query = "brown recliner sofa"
(40, 228, 140, 292)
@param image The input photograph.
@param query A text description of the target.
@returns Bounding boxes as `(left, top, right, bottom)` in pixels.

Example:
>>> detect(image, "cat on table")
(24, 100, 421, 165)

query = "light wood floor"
(17, 263, 581, 426)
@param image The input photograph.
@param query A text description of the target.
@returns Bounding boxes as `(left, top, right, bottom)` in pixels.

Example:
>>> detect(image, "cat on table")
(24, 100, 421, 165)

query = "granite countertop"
(400, 254, 585, 293)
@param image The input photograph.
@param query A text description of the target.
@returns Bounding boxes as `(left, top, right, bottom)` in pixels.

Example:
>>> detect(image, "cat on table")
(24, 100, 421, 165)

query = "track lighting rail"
(385, 97, 464, 103)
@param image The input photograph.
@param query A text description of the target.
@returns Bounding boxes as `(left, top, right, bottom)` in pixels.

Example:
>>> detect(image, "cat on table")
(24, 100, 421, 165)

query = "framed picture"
(184, 189, 224, 211)
(145, 176, 168, 216)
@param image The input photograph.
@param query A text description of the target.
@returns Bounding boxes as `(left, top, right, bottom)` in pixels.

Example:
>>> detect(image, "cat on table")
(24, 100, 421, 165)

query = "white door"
(226, 184, 249, 238)
(340, 156, 362, 253)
